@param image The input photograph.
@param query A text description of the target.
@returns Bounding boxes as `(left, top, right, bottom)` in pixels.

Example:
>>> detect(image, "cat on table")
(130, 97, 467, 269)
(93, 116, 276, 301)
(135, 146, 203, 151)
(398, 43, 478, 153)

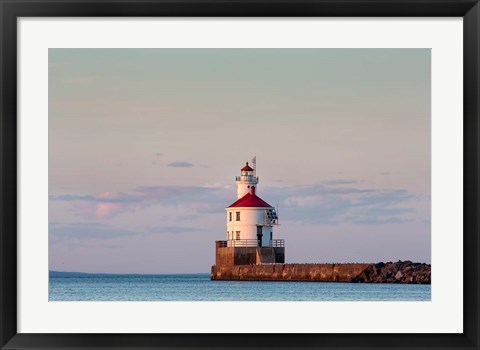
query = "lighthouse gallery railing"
(216, 239, 284, 248)
(235, 176, 259, 182)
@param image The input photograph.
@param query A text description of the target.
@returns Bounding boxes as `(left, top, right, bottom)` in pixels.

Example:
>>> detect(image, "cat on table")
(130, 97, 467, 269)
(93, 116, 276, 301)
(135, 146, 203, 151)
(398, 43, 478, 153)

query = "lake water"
(49, 272, 431, 301)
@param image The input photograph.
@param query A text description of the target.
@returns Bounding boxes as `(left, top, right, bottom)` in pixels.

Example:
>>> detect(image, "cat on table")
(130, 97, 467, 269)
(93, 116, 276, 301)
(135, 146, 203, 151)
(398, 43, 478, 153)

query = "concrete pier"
(211, 263, 370, 282)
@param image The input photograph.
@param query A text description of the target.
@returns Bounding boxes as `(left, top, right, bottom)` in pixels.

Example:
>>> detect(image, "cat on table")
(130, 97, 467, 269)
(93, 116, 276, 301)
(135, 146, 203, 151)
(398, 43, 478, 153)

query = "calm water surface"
(49, 272, 431, 301)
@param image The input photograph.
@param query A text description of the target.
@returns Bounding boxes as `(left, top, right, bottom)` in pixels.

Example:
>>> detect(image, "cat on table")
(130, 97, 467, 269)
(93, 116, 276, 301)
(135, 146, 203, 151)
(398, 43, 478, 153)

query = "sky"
(49, 48, 431, 273)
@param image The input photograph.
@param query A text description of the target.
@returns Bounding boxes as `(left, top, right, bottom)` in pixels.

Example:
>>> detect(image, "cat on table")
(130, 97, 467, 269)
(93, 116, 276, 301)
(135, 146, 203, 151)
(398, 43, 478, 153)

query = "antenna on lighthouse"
(252, 156, 256, 177)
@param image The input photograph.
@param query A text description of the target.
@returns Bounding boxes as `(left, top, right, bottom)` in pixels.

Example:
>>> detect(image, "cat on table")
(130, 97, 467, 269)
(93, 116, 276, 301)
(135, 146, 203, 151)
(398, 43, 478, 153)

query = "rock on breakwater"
(211, 260, 431, 284)
(350, 260, 431, 284)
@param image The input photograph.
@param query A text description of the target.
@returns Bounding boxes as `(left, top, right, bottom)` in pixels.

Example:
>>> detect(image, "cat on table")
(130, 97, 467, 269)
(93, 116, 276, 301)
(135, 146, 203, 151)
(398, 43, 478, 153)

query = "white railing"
(216, 239, 285, 248)
(235, 176, 259, 182)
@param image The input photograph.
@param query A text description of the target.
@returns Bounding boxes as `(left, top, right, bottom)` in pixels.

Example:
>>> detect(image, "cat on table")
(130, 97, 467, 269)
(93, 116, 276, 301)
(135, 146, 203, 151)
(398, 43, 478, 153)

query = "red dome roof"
(227, 192, 273, 208)
(241, 162, 254, 171)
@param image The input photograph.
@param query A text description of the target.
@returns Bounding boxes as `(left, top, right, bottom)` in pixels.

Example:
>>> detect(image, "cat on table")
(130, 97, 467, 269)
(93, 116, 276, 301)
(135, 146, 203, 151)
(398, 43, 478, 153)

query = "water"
(49, 272, 431, 301)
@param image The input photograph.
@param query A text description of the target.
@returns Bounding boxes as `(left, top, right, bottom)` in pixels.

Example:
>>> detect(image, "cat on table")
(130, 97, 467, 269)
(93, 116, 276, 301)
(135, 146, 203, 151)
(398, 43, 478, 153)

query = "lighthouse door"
(256, 226, 263, 247)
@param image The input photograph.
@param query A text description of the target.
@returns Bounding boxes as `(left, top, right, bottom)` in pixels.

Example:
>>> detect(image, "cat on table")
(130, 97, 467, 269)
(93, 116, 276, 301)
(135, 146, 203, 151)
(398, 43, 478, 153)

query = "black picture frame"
(1, 1, 479, 349)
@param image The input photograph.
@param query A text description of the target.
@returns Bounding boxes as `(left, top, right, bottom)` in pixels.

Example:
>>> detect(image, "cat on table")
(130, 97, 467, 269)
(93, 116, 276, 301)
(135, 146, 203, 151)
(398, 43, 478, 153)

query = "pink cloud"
(67, 192, 143, 219)
(95, 202, 123, 219)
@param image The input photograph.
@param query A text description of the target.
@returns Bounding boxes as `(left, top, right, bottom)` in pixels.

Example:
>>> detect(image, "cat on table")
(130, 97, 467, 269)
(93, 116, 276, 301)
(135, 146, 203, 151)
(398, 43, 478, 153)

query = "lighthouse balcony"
(235, 176, 259, 182)
(269, 239, 285, 247)
(216, 239, 284, 248)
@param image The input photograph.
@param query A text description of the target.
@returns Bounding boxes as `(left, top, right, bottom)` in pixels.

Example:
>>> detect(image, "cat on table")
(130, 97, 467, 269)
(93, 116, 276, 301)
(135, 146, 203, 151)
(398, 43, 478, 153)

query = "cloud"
(49, 180, 428, 225)
(49, 222, 135, 248)
(49, 222, 206, 253)
(146, 226, 204, 234)
(50, 192, 143, 204)
(132, 186, 225, 214)
(49, 222, 202, 249)
(94, 202, 122, 219)
(380, 171, 402, 176)
(51, 191, 145, 219)
(321, 179, 359, 186)
(50, 222, 134, 238)
(50, 186, 225, 219)
(132, 186, 222, 212)
(203, 183, 232, 189)
(49, 194, 97, 201)
(167, 162, 194, 168)
(263, 183, 424, 225)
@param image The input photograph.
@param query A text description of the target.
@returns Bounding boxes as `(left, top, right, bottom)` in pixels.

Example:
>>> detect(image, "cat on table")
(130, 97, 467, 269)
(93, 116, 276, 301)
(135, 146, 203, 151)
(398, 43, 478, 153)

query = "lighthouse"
(212, 159, 285, 268)
(226, 161, 278, 247)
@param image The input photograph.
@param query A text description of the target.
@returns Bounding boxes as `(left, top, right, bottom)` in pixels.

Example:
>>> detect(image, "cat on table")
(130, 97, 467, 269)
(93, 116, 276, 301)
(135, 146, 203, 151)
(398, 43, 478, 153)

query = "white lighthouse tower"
(226, 159, 279, 247)
(235, 161, 258, 199)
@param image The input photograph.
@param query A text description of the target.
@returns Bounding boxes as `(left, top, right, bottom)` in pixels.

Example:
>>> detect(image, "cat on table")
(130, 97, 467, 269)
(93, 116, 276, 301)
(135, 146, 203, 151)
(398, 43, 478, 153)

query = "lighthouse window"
(229, 212, 232, 221)
(235, 231, 240, 240)
(236, 212, 241, 221)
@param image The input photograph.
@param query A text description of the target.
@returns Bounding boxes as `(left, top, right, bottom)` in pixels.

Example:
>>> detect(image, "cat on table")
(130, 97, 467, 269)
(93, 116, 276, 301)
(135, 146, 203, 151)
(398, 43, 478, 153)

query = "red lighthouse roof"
(227, 186, 273, 208)
(241, 162, 254, 171)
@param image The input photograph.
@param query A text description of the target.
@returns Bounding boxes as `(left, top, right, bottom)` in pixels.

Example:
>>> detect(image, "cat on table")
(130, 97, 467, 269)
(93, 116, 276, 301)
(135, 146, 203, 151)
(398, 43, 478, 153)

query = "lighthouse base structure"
(214, 244, 285, 267)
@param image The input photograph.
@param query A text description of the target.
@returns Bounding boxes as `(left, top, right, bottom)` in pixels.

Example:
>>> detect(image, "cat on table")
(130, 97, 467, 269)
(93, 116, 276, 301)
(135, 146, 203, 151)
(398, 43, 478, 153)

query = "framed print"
(1, 0, 479, 349)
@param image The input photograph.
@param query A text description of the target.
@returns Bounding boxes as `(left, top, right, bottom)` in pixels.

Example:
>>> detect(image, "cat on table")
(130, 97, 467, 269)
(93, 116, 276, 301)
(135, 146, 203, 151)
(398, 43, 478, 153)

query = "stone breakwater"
(211, 261, 431, 284)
